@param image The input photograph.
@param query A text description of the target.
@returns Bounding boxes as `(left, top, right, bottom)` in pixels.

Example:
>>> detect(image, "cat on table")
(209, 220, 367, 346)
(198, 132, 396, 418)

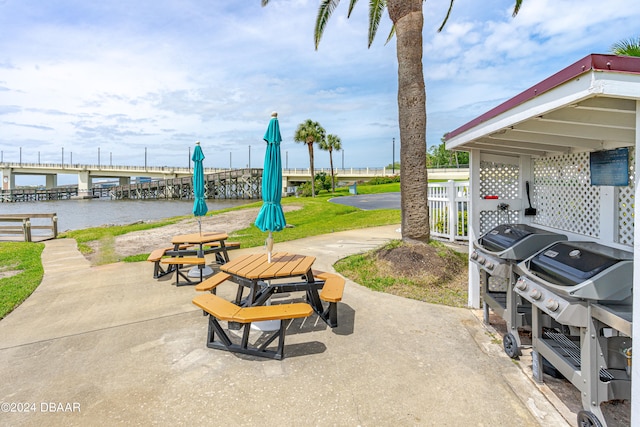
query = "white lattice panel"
(532, 152, 599, 237)
(618, 147, 635, 246)
(479, 159, 520, 233)
(479, 160, 519, 199)
(480, 210, 519, 234)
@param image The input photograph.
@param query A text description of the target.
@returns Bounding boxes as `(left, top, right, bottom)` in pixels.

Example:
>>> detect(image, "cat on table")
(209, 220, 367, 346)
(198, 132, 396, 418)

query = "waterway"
(0, 199, 253, 232)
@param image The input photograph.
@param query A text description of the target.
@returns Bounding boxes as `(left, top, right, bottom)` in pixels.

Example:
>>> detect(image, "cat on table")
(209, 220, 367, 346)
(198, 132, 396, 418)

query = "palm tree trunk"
(388, 0, 430, 243)
(329, 148, 335, 192)
(307, 142, 316, 197)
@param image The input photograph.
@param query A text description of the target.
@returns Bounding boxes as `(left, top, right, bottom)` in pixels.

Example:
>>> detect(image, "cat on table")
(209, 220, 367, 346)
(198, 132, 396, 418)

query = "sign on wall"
(590, 148, 629, 186)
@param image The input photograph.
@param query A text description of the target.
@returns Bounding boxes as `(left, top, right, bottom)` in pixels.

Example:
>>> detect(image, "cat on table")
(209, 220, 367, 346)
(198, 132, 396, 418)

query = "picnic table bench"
(160, 257, 207, 286)
(193, 293, 313, 360)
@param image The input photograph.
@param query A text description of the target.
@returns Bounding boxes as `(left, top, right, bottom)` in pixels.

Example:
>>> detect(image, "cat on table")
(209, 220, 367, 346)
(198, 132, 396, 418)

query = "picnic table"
(170, 232, 234, 263)
(150, 232, 239, 285)
(220, 252, 326, 321)
(192, 251, 346, 359)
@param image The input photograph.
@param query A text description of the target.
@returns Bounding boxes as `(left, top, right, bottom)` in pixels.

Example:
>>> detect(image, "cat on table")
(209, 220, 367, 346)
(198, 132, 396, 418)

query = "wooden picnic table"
(220, 252, 325, 318)
(170, 232, 232, 263)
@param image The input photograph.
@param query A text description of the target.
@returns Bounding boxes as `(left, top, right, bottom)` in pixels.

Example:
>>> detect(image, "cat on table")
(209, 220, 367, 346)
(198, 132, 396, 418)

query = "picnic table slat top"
(221, 252, 316, 280)
(171, 232, 229, 245)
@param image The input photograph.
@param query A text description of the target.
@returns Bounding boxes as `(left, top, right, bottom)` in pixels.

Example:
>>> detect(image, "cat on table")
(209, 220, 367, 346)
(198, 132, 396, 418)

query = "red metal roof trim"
(445, 54, 640, 141)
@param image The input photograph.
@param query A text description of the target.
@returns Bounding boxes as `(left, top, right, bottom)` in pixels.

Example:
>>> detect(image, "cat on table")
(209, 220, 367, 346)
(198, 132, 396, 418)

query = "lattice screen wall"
(479, 159, 520, 234)
(618, 147, 635, 246)
(532, 152, 599, 237)
(532, 149, 635, 247)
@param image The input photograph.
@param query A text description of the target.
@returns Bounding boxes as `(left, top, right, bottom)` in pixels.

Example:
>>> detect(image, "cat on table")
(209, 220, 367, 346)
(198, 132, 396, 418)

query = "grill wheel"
(577, 410, 603, 427)
(502, 332, 521, 358)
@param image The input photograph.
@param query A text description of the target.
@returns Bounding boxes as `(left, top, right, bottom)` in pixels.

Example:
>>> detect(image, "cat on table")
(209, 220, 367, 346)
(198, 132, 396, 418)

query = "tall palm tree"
(319, 134, 342, 192)
(611, 36, 640, 57)
(262, 0, 524, 243)
(294, 119, 326, 197)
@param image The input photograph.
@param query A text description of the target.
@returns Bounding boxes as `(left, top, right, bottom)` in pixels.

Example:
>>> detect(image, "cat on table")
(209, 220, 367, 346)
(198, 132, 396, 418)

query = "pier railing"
(0, 213, 58, 242)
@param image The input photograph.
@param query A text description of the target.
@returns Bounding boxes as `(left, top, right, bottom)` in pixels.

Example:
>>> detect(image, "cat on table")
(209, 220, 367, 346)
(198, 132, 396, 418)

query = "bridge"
(1, 162, 469, 196)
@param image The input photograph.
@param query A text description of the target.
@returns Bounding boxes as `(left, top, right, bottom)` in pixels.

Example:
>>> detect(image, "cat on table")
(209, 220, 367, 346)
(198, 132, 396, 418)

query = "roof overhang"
(445, 54, 640, 156)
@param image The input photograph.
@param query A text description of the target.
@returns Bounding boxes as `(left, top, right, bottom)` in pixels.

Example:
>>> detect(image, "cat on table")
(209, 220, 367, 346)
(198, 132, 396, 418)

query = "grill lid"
(528, 242, 633, 287)
(477, 224, 567, 260)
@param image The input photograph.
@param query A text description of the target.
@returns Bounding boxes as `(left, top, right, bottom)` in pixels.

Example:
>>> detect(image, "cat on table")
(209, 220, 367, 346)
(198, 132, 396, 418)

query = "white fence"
(428, 180, 469, 242)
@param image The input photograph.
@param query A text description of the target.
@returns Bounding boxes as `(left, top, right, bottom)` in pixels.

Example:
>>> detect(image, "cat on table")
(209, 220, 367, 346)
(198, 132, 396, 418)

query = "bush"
(296, 182, 316, 197)
(368, 175, 400, 185)
(315, 172, 332, 192)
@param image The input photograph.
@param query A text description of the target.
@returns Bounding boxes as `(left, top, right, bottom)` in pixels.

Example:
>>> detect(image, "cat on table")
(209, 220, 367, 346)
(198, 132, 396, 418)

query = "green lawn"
(0, 242, 45, 319)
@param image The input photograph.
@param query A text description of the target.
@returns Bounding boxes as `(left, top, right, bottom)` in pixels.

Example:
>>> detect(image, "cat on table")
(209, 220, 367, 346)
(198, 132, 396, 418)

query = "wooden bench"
(315, 271, 346, 328)
(194, 271, 231, 292)
(192, 293, 313, 360)
(147, 244, 191, 278)
(160, 257, 207, 286)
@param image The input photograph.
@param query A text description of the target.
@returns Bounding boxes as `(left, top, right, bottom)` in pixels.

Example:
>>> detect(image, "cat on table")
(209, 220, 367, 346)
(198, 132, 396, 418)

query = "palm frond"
(611, 37, 640, 57)
(512, 0, 523, 17)
(384, 25, 395, 46)
(437, 0, 455, 32)
(367, 0, 386, 48)
(315, 0, 341, 49)
(347, 0, 360, 18)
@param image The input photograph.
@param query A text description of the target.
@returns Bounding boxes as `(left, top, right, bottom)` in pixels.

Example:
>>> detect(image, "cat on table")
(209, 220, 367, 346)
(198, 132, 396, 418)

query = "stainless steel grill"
(470, 224, 567, 358)
(514, 241, 633, 426)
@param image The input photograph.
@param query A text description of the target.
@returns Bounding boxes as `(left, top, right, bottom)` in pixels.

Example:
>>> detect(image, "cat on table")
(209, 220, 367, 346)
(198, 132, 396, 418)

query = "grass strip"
(0, 242, 45, 319)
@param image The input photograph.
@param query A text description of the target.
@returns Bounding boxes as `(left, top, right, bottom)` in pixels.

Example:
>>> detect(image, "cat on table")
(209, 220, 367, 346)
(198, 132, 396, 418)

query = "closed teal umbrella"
(192, 141, 208, 236)
(255, 112, 286, 262)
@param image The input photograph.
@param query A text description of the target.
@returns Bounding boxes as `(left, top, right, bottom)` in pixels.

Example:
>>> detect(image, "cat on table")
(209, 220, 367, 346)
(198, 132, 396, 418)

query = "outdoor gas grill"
(470, 224, 567, 358)
(514, 241, 633, 427)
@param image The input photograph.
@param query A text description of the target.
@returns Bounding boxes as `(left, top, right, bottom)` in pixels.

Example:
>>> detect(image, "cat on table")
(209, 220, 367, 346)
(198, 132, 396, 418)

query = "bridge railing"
(0, 162, 230, 174)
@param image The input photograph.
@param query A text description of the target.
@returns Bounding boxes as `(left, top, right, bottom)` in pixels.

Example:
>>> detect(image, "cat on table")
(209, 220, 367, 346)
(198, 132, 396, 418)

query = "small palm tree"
(319, 134, 342, 193)
(294, 119, 326, 197)
(611, 36, 640, 57)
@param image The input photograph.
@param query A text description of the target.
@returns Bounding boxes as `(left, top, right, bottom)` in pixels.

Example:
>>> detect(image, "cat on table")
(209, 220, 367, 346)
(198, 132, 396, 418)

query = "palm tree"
(262, 0, 524, 243)
(319, 134, 342, 192)
(611, 36, 640, 57)
(294, 119, 326, 197)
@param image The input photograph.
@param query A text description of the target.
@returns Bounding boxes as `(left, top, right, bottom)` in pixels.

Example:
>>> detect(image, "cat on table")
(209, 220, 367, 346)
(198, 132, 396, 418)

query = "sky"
(1, 0, 639, 185)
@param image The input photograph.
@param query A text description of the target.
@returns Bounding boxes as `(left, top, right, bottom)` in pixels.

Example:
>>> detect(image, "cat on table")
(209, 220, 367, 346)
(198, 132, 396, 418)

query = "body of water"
(0, 199, 253, 232)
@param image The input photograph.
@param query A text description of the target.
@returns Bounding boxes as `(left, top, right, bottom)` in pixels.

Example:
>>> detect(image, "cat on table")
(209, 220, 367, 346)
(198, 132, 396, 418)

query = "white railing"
(428, 180, 469, 242)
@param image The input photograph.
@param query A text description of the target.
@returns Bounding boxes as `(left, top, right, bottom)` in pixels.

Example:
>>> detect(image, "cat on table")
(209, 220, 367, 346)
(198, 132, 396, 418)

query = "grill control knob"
(471, 251, 479, 260)
(477, 257, 486, 265)
(515, 278, 528, 291)
(485, 262, 494, 270)
(529, 289, 542, 300)
(545, 299, 560, 312)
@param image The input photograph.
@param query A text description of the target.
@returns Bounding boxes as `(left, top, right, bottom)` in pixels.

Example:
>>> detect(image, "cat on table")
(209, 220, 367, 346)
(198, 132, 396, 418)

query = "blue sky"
(1, 0, 639, 185)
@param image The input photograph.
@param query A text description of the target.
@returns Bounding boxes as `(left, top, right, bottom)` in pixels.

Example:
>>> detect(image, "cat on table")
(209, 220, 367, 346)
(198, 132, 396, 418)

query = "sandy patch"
(86, 205, 300, 262)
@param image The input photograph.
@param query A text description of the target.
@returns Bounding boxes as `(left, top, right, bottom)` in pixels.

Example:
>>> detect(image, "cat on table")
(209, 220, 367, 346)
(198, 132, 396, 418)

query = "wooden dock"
(0, 213, 58, 242)
(110, 168, 262, 200)
(0, 187, 78, 202)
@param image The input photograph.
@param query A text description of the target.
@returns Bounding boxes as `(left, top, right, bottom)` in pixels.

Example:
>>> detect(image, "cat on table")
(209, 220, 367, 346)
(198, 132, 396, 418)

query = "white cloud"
(0, 0, 639, 181)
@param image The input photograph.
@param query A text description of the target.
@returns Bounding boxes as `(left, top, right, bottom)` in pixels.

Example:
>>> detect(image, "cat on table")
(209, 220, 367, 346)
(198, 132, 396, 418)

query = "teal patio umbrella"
(255, 112, 286, 263)
(192, 141, 208, 238)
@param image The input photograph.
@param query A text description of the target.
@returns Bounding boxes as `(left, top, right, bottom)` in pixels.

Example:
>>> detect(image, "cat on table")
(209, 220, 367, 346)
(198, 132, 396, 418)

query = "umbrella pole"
(266, 231, 273, 263)
(197, 217, 203, 257)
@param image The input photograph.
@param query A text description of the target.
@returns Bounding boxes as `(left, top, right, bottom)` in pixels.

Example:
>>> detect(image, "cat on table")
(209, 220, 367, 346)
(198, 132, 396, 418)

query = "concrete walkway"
(0, 225, 569, 426)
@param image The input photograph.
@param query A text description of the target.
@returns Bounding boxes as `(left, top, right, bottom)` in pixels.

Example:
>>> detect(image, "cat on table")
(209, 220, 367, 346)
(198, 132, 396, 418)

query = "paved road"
(329, 192, 400, 210)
